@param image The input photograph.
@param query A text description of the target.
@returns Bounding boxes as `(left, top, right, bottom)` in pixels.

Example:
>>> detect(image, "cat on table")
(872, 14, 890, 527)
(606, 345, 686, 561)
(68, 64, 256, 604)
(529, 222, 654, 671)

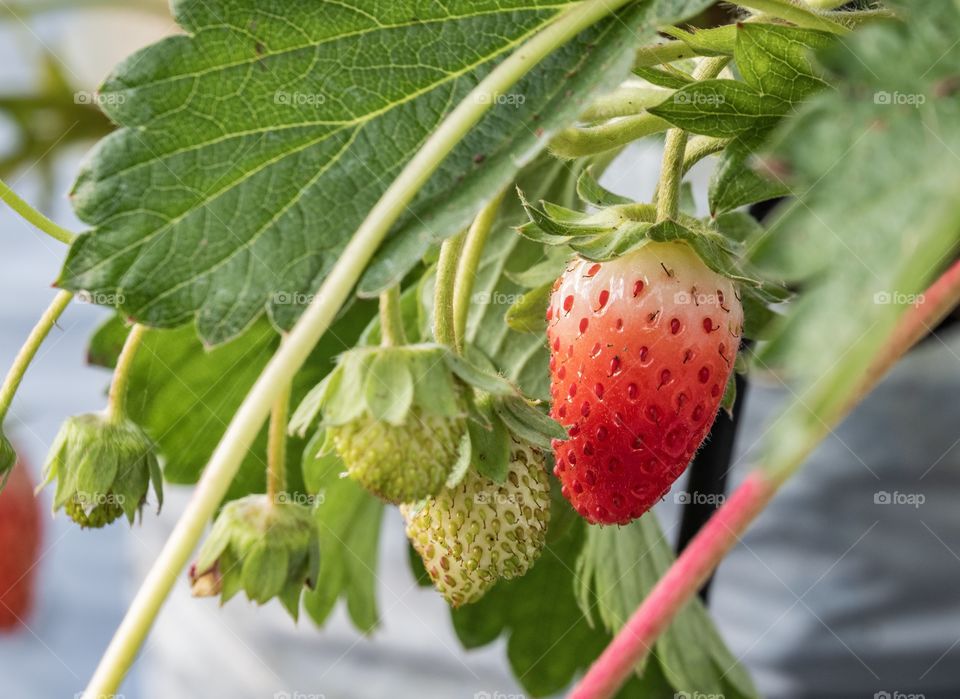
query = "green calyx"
(0, 431, 15, 491)
(190, 494, 319, 620)
(512, 175, 790, 343)
(291, 343, 566, 502)
(41, 413, 163, 528)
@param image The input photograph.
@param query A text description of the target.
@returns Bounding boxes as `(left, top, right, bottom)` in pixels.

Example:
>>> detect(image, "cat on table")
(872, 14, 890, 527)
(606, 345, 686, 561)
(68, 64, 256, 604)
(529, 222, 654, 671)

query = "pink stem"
(570, 472, 776, 699)
(570, 259, 960, 699)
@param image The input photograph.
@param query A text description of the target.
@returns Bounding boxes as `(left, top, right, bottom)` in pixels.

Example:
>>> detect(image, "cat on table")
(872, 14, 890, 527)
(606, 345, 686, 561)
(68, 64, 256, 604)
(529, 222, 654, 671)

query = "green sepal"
(0, 432, 15, 492)
(720, 373, 737, 418)
(408, 350, 462, 417)
(502, 396, 567, 444)
(504, 249, 568, 289)
(647, 219, 758, 286)
(242, 543, 289, 604)
(576, 167, 632, 207)
(443, 351, 517, 397)
(505, 283, 552, 334)
(571, 222, 653, 261)
(364, 351, 414, 426)
(279, 581, 303, 622)
(517, 189, 618, 237)
(633, 66, 694, 91)
(195, 514, 233, 574)
(494, 399, 553, 451)
(288, 372, 335, 437)
(445, 429, 473, 489)
(321, 350, 374, 425)
(211, 549, 240, 605)
(466, 393, 511, 482)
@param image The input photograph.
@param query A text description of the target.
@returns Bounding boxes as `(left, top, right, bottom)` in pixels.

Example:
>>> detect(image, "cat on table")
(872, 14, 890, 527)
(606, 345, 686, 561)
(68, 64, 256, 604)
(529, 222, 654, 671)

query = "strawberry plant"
(1, 1, 958, 697)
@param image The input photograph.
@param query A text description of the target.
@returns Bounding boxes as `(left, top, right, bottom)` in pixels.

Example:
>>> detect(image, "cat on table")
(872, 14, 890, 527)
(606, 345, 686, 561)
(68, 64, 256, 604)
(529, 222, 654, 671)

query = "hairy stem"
(0, 178, 75, 244)
(434, 230, 466, 347)
(682, 136, 730, 176)
(80, 2, 634, 695)
(453, 190, 507, 347)
(732, 0, 848, 34)
(578, 87, 672, 122)
(655, 57, 729, 221)
(655, 129, 689, 221)
(106, 324, 147, 424)
(378, 286, 407, 346)
(266, 379, 291, 503)
(571, 259, 960, 699)
(549, 113, 670, 159)
(0, 290, 73, 422)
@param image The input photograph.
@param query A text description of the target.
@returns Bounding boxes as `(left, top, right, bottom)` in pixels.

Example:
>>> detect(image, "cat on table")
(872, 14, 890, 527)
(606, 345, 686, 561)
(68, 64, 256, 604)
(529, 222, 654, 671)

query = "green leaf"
(359, 0, 717, 296)
(649, 80, 789, 138)
(577, 516, 759, 698)
(302, 430, 383, 632)
(709, 140, 791, 215)
(88, 304, 370, 500)
(736, 23, 832, 102)
(708, 23, 835, 214)
(363, 351, 414, 426)
(752, 0, 960, 470)
(59, 0, 652, 345)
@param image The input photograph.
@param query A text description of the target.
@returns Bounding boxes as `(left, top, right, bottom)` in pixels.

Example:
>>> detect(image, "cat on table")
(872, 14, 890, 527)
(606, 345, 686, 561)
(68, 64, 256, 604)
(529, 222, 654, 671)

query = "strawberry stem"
(453, 188, 507, 349)
(0, 177, 75, 245)
(378, 286, 407, 346)
(570, 258, 960, 699)
(728, 0, 849, 34)
(434, 230, 466, 347)
(106, 323, 147, 424)
(266, 378, 291, 504)
(549, 113, 670, 160)
(80, 2, 636, 693)
(0, 290, 73, 423)
(654, 57, 729, 222)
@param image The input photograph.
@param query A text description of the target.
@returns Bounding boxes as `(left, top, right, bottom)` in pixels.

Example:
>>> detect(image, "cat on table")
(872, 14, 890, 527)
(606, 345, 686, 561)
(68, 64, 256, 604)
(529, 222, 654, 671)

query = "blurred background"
(2, 3, 960, 699)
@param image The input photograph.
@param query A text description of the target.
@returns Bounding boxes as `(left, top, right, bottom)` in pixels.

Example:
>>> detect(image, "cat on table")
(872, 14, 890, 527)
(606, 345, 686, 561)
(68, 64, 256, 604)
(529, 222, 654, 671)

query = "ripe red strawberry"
(0, 456, 42, 630)
(547, 242, 743, 525)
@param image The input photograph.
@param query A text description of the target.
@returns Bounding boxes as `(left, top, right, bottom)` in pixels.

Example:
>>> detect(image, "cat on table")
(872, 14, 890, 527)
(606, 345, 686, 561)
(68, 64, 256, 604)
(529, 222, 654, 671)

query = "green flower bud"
(190, 494, 319, 620)
(41, 413, 163, 528)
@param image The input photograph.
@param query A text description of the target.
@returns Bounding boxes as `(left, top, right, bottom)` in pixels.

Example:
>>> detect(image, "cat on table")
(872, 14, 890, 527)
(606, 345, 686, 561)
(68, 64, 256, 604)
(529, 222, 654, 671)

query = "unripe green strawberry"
(41, 413, 163, 528)
(190, 494, 318, 619)
(292, 344, 472, 505)
(331, 409, 465, 504)
(402, 438, 550, 607)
